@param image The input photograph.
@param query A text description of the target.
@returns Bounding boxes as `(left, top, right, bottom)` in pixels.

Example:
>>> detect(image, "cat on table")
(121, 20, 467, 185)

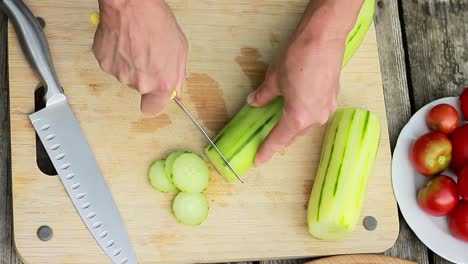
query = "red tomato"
(449, 124, 468, 174)
(460, 87, 468, 120)
(457, 168, 468, 200)
(426, 104, 460, 134)
(417, 175, 458, 216)
(449, 200, 468, 242)
(411, 132, 452, 176)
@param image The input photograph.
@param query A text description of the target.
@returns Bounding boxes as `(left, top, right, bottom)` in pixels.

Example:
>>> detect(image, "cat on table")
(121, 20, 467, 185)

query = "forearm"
(294, 0, 365, 44)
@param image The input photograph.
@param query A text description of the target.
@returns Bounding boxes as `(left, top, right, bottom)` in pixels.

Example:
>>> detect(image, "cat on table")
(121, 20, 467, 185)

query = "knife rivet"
(37, 225, 53, 241)
(363, 216, 378, 231)
(36, 16, 46, 28)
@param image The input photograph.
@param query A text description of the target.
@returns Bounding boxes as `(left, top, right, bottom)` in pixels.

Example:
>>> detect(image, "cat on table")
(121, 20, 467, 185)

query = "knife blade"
(1, 0, 137, 263)
(171, 93, 244, 183)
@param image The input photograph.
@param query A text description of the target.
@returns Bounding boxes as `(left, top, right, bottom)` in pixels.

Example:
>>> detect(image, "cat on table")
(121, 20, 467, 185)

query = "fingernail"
(247, 92, 256, 106)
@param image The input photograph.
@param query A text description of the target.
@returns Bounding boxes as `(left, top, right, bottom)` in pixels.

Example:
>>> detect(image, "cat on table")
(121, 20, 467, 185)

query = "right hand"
(92, 0, 188, 115)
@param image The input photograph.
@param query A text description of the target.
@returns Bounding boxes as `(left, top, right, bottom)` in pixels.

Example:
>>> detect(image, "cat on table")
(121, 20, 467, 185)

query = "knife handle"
(1, 0, 63, 101)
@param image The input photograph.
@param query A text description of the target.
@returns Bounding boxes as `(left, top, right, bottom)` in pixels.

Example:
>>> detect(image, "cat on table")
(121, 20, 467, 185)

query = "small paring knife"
(170, 91, 244, 183)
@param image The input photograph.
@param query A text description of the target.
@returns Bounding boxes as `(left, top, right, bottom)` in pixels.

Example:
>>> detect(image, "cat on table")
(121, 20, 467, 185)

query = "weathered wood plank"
(402, 0, 468, 110)
(0, 10, 22, 264)
(260, 259, 311, 264)
(401, 1, 468, 264)
(372, 1, 430, 264)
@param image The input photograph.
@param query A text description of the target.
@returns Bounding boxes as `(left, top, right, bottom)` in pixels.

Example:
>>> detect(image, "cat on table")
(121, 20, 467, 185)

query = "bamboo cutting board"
(8, 1, 399, 263)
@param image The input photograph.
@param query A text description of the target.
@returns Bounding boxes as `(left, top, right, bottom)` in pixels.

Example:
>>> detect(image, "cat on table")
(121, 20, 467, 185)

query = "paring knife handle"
(0, 0, 63, 101)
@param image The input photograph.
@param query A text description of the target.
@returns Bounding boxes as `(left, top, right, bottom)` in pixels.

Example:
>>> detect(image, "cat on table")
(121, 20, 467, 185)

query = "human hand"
(248, 35, 345, 166)
(92, 0, 188, 114)
(247, 0, 365, 166)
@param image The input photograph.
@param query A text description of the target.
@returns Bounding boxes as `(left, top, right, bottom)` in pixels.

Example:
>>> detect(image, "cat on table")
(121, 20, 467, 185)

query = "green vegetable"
(148, 160, 177, 193)
(172, 192, 209, 226)
(172, 153, 210, 193)
(165, 151, 185, 180)
(204, 98, 283, 182)
(307, 108, 381, 240)
(204, 0, 376, 182)
(342, 0, 376, 66)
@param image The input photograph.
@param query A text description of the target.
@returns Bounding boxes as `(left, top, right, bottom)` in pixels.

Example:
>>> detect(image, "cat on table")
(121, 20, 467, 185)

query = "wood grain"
(306, 254, 415, 264)
(400, 1, 468, 264)
(402, 0, 468, 110)
(7, 0, 397, 263)
(373, 1, 430, 264)
(0, 10, 22, 264)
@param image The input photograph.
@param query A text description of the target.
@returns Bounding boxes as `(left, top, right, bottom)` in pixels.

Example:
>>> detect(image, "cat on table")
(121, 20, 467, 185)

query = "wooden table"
(0, 1, 466, 263)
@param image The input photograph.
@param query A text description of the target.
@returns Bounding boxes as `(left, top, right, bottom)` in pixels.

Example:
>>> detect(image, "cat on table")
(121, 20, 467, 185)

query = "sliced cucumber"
(148, 160, 177, 193)
(165, 151, 185, 180)
(172, 192, 209, 226)
(172, 153, 210, 193)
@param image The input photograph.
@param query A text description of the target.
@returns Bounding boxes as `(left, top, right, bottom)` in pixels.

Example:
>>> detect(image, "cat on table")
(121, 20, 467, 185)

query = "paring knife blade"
(1, 0, 137, 263)
(172, 94, 244, 183)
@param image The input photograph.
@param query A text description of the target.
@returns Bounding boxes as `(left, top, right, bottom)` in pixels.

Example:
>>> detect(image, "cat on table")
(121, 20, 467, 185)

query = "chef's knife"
(0, 0, 137, 263)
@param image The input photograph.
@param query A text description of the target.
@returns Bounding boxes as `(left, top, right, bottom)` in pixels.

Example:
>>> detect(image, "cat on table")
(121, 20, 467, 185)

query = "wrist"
(294, 0, 364, 45)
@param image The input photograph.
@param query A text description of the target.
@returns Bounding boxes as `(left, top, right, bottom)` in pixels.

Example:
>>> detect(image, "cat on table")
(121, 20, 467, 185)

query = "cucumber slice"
(148, 160, 177, 193)
(165, 151, 185, 180)
(172, 192, 209, 226)
(172, 153, 210, 193)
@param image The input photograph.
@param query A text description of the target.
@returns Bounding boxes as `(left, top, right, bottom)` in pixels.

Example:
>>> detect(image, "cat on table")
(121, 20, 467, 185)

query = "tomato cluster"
(411, 87, 468, 242)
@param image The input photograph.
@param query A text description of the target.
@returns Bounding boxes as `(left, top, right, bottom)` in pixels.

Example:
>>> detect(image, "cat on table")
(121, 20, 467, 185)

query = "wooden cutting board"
(307, 255, 416, 264)
(8, 1, 399, 263)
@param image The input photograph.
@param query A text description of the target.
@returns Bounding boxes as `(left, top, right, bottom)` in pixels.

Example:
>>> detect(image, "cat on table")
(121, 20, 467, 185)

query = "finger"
(297, 124, 314, 137)
(175, 66, 186, 100)
(254, 113, 301, 166)
(247, 78, 280, 107)
(138, 74, 174, 115)
(140, 92, 171, 115)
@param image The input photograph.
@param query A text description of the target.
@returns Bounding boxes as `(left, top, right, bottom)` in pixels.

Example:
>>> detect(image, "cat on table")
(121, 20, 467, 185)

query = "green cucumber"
(165, 151, 185, 180)
(172, 153, 210, 193)
(204, 0, 375, 182)
(172, 192, 209, 226)
(205, 98, 283, 182)
(307, 108, 381, 240)
(148, 160, 177, 193)
(342, 0, 375, 66)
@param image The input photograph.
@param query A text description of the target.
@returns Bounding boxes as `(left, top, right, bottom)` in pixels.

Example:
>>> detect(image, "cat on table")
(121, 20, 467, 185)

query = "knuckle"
(136, 82, 152, 94)
(317, 112, 330, 125)
(289, 112, 309, 131)
(97, 60, 111, 73)
(138, 86, 152, 95)
(158, 82, 174, 94)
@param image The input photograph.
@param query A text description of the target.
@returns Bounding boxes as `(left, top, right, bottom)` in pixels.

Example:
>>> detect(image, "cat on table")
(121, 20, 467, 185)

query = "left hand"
(247, 28, 346, 166)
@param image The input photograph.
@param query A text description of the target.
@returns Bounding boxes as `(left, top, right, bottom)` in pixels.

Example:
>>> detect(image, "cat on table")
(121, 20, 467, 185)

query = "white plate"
(392, 97, 468, 264)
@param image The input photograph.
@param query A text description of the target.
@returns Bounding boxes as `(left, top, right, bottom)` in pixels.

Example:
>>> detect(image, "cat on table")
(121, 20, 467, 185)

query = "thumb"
(247, 79, 279, 107)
